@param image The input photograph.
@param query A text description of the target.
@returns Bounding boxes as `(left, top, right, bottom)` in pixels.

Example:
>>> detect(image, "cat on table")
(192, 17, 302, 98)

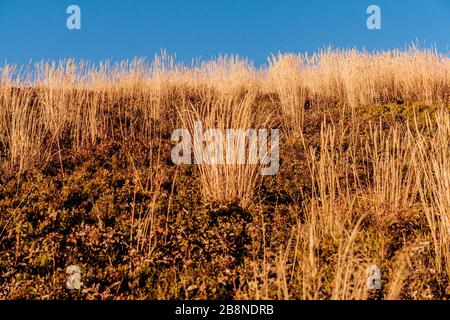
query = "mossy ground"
(0, 100, 449, 300)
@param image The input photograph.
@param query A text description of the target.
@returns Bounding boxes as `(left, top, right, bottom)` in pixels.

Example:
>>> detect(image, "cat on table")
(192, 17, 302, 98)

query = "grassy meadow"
(0, 48, 449, 299)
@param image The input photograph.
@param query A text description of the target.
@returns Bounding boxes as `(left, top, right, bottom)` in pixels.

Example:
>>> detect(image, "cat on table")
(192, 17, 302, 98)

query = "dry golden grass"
(235, 110, 449, 300)
(0, 47, 449, 299)
(1, 47, 449, 168)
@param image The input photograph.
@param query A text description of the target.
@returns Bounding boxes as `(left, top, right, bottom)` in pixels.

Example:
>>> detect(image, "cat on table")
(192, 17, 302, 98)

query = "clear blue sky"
(0, 0, 449, 67)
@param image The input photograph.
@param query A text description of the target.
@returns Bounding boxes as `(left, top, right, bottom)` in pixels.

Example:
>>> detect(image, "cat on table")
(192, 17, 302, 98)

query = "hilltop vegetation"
(0, 49, 449, 299)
